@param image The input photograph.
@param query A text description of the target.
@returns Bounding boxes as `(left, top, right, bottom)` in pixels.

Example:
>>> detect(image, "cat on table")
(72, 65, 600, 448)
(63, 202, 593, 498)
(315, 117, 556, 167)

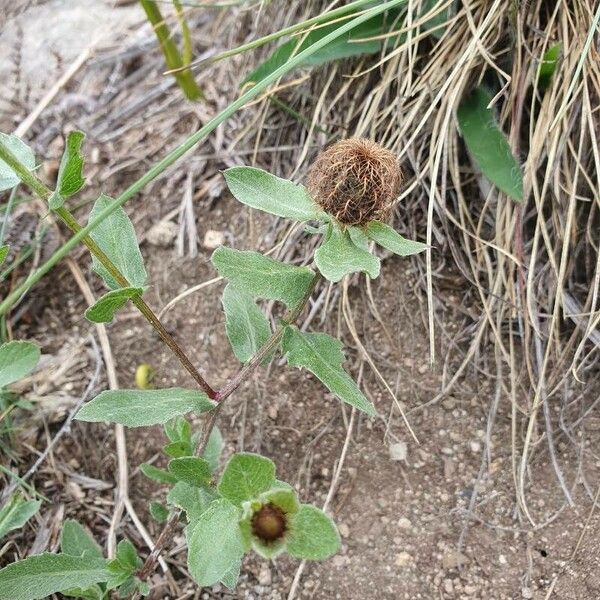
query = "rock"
(257, 566, 271, 586)
(469, 440, 482, 453)
(338, 523, 350, 538)
(397, 517, 412, 530)
(389, 442, 408, 462)
(521, 587, 533, 599)
(443, 578, 454, 595)
(147, 221, 178, 247)
(395, 551, 413, 567)
(442, 550, 468, 570)
(203, 229, 225, 249)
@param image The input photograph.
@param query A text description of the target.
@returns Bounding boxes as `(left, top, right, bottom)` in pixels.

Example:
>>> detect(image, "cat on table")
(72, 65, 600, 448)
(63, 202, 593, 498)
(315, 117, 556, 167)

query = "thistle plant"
(0, 131, 425, 599)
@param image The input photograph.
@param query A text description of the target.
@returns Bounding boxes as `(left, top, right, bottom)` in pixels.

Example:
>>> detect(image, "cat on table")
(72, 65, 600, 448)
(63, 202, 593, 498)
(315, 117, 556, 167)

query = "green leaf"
(457, 87, 524, 202)
(164, 415, 192, 444)
(167, 481, 216, 521)
(76, 388, 215, 427)
(260, 487, 299, 515)
(88, 194, 147, 290)
(0, 495, 40, 540)
(364, 221, 427, 256)
(140, 464, 177, 484)
(60, 520, 103, 559)
(149, 501, 169, 523)
(84, 287, 142, 323)
(212, 246, 315, 309)
(420, 0, 448, 38)
(203, 426, 223, 473)
(218, 453, 276, 506)
(62, 585, 103, 600)
(222, 283, 271, 363)
(187, 499, 244, 587)
(115, 540, 138, 572)
(538, 43, 561, 88)
(163, 440, 193, 458)
(244, 11, 403, 86)
(287, 505, 340, 560)
(48, 130, 86, 210)
(282, 326, 375, 416)
(0, 553, 110, 600)
(168, 457, 212, 487)
(0, 245, 9, 265)
(220, 559, 241, 590)
(315, 224, 380, 282)
(0, 133, 35, 192)
(0, 341, 40, 388)
(223, 166, 322, 221)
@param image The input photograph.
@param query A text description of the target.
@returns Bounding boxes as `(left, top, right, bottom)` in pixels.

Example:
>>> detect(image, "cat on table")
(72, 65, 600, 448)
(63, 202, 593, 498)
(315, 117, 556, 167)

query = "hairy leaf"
(187, 499, 244, 587)
(364, 221, 427, 256)
(149, 501, 169, 522)
(282, 326, 375, 416)
(224, 166, 321, 221)
(140, 464, 177, 484)
(0, 495, 40, 541)
(84, 287, 142, 323)
(315, 224, 380, 282)
(218, 453, 276, 506)
(457, 87, 523, 202)
(220, 559, 241, 590)
(0, 553, 109, 600)
(212, 246, 315, 308)
(60, 520, 103, 559)
(203, 426, 224, 473)
(168, 457, 212, 487)
(168, 481, 216, 521)
(0, 133, 35, 192)
(48, 131, 86, 209)
(222, 283, 271, 363)
(88, 194, 147, 289)
(76, 388, 215, 427)
(0, 341, 40, 388)
(287, 505, 340, 560)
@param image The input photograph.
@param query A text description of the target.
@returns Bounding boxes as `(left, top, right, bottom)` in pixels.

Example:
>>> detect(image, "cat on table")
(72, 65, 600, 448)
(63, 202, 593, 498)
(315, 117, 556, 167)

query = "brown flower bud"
(251, 503, 287, 542)
(307, 138, 403, 226)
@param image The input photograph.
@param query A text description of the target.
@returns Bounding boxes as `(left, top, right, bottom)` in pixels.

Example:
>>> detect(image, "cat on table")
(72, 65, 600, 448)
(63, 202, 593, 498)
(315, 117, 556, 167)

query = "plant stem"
(140, 0, 202, 101)
(132, 273, 321, 596)
(0, 142, 216, 399)
(0, 0, 406, 318)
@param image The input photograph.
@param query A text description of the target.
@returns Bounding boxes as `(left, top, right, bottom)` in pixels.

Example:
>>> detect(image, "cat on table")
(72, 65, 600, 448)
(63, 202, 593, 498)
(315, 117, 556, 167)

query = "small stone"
(267, 405, 278, 420)
(67, 481, 85, 501)
(469, 440, 481, 453)
(389, 442, 407, 462)
(338, 523, 350, 538)
(499, 554, 507, 565)
(397, 517, 412, 530)
(442, 550, 468, 570)
(257, 566, 271, 586)
(203, 229, 225, 249)
(395, 551, 413, 567)
(521, 587, 533, 599)
(147, 220, 178, 247)
(464, 585, 477, 595)
(443, 579, 454, 594)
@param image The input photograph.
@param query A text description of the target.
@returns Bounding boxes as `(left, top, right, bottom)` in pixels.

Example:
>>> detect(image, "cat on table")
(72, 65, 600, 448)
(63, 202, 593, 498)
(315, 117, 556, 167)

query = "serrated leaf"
(203, 426, 223, 473)
(48, 131, 86, 210)
(0, 553, 110, 600)
(60, 520, 103, 559)
(222, 283, 271, 363)
(282, 326, 375, 416)
(457, 87, 524, 202)
(364, 221, 427, 256)
(287, 505, 340, 560)
(140, 463, 177, 484)
(212, 246, 315, 309)
(315, 224, 380, 282)
(244, 11, 403, 86)
(218, 453, 276, 506)
(88, 194, 147, 290)
(76, 388, 215, 427)
(0, 341, 40, 388)
(187, 499, 244, 587)
(115, 540, 138, 572)
(84, 287, 142, 323)
(224, 166, 322, 221)
(0, 133, 35, 192)
(0, 495, 40, 540)
(167, 481, 216, 521)
(149, 501, 169, 523)
(0, 245, 9, 265)
(168, 457, 212, 487)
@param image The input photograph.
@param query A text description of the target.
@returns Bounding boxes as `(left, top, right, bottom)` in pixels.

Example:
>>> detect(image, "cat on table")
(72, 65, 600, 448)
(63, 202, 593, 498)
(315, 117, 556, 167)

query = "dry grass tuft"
(307, 137, 402, 225)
